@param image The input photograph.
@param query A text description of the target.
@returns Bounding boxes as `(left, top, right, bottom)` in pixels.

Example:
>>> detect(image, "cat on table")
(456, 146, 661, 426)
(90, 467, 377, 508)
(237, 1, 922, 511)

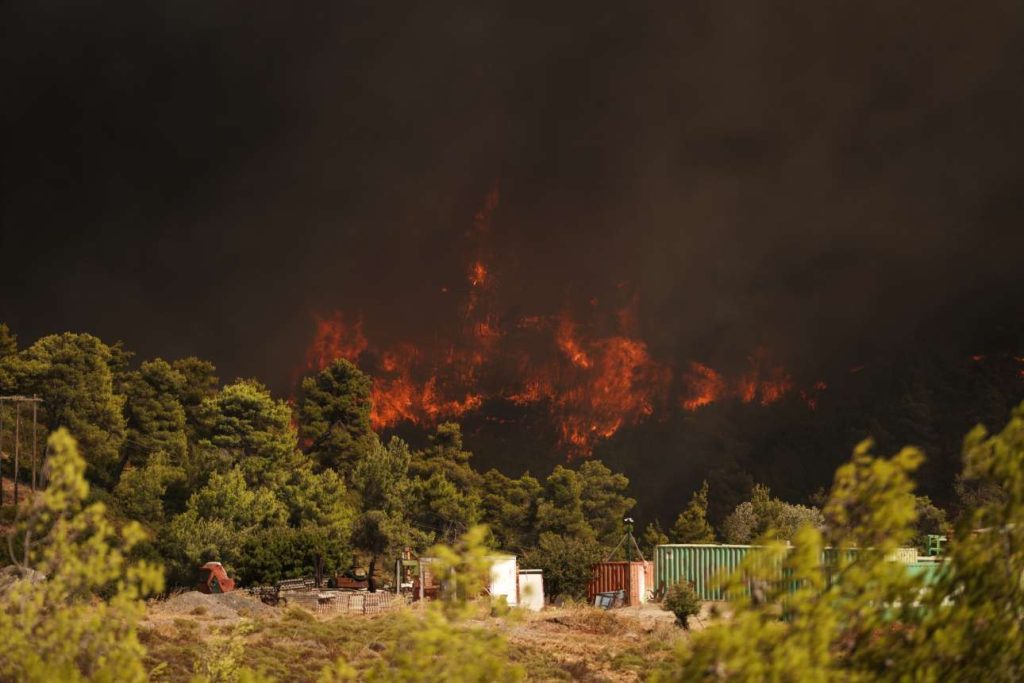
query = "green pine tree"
(671, 480, 715, 543)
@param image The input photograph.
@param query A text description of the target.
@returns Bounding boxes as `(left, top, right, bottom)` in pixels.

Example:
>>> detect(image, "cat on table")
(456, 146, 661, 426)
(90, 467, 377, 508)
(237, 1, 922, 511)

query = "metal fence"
(278, 590, 403, 615)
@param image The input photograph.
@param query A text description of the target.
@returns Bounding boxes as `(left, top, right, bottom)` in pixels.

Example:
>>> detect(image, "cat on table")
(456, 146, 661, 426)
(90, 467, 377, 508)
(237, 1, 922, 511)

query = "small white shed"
(487, 554, 519, 606)
(518, 569, 544, 611)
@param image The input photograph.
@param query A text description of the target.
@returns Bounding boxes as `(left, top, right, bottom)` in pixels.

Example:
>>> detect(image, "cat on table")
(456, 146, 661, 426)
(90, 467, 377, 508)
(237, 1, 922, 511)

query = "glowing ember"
(801, 381, 829, 410)
(469, 261, 488, 288)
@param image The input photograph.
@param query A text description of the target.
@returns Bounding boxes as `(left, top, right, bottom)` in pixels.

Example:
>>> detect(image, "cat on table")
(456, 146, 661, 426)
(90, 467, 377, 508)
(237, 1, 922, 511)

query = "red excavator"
(197, 562, 236, 594)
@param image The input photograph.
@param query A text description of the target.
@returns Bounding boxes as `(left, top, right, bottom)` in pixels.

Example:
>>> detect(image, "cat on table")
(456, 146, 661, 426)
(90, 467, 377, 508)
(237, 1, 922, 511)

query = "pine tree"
(535, 466, 594, 542)
(14, 333, 127, 488)
(642, 519, 670, 558)
(118, 359, 188, 483)
(298, 359, 375, 472)
(671, 480, 715, 543)
(577, 459, 636, 544)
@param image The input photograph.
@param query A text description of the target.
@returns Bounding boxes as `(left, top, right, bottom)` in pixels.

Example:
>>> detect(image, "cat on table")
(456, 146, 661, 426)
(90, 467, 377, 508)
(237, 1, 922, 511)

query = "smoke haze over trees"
(2, 1, 1024, 528)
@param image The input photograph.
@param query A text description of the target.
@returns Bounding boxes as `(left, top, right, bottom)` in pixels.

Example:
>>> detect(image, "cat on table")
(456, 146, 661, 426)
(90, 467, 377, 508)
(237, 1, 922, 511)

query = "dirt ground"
(141, 592, 705, 681)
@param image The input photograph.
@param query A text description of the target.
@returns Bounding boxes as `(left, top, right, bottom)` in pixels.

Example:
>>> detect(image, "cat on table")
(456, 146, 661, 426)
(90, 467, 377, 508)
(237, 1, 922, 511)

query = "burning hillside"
(301, 190, 826, 458)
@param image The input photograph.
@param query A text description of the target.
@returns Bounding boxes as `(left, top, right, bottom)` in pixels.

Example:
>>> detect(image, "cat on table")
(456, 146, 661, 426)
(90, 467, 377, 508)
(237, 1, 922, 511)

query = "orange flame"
(469, 261, 488, 288)
(556, 316, 593, 369)
(300, 187, 826, 458)
(305, 311, 367, 370)
(681, 356, 798, 411)
(538, 331, 670, 457)
(681, 362, 727, 410)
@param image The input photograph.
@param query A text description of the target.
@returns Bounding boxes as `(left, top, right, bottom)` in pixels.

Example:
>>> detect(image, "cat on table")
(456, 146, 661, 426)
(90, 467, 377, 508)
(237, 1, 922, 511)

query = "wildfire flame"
(681, 362, 726, 410)
(680, 357, 802, 412)
(305, 311, 367, 369)
(301, 187, 828, 458)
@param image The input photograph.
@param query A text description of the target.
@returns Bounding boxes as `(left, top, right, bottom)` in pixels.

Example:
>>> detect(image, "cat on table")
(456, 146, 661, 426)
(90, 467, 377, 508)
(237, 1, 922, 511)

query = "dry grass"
(141, 599, 689, 682)
(505, 605, 684, 682)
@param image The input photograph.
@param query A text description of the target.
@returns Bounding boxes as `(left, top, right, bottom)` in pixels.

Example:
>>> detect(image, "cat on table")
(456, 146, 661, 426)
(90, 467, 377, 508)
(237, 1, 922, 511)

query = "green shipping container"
(905, 558, 946, 586)
(656, 544, 928, 602)
(655, 544, 754, 601)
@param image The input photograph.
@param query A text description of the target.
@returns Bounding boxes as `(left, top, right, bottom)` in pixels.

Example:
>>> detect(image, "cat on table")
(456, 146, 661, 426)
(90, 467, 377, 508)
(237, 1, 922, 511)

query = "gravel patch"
(153, 590, 276, 620)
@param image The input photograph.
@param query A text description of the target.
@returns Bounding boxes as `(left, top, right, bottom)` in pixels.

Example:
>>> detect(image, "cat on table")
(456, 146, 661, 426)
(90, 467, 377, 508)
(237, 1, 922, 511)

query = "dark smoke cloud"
(3, 0, 1023, 393)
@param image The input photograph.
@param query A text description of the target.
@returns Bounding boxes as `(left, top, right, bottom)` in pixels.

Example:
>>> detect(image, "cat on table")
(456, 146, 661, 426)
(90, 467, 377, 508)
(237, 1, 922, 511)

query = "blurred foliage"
(0, 429, 163, 681)
(654, 403, 1024, 681)
(905, 402, 1024, 680)
(364, 525, 524, 681)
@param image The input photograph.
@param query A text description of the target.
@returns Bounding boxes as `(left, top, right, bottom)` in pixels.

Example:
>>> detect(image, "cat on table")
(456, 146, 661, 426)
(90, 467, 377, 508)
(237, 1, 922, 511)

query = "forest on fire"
(0, 322, 650, 597)
(6, 315, 1024, 577)
(1, 316, 1021, 587)
(2, 318, 1024, 681)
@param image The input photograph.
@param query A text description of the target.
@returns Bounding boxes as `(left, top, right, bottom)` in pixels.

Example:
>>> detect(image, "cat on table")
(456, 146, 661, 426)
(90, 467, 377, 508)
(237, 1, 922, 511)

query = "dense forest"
(0, 323, 646, 595)
(2, 320, 1024, 681)
(3, 320, 1019, 598)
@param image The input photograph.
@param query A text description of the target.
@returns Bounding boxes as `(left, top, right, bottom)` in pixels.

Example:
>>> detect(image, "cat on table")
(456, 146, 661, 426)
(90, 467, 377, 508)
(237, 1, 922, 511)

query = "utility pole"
(14, 401, 19, 505)
(32, 401, 37, 492)
(0, 396, 44, 506)
(0, 398, 4, 506)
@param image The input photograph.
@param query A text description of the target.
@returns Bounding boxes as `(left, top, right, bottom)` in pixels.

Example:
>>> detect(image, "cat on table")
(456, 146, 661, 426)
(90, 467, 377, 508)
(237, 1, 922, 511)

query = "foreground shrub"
(321, 525, 525, 682)
(663, 581, 701, 629)
(654, 403, 1024, 681)
(0, 429, 164, 681)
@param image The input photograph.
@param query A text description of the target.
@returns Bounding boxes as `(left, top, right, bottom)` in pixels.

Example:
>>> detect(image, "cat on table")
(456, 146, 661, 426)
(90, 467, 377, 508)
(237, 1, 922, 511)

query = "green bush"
(522, 532, 603, 601)
(663, 582, 701, 629)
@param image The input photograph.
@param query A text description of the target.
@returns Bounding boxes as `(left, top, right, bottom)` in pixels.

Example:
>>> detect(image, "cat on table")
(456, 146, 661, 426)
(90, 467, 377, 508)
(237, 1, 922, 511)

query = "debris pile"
(156, 590, 275, 620)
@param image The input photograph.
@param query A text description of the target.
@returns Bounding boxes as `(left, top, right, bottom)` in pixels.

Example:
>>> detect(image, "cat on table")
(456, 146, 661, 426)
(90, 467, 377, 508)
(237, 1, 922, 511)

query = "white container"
(518, 570, 544, 611)
(488, 555, 519, 606)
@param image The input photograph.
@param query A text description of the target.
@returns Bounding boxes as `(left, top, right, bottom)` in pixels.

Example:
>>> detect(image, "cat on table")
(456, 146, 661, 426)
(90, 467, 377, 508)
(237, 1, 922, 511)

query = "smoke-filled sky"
(3, 0, 1024, 395)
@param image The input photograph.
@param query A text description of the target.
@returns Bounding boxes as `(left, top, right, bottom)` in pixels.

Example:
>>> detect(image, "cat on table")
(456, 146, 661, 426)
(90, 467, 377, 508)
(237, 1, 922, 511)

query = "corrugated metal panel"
(905, 559, 945, 586)
(655, 545, 754, 601)
(588, 562, 629, 602)
(655, 544, 932, 601)
(587, 561, 648, 605)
